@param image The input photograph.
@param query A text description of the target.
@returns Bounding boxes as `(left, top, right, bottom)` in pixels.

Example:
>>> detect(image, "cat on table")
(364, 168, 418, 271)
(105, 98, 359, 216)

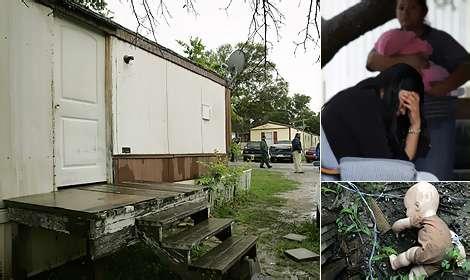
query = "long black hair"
(357, 63, 430, 159)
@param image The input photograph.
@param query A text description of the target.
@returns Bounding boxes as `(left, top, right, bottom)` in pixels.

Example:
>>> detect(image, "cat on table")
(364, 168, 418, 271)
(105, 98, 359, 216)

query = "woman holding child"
(367, 0, 470, 180)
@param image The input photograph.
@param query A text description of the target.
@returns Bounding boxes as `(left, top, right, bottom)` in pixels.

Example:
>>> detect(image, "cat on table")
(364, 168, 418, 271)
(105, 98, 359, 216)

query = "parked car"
(305, 147, 318, 163)
(269, 144, 293, 163)
(243, 141, 262, 162)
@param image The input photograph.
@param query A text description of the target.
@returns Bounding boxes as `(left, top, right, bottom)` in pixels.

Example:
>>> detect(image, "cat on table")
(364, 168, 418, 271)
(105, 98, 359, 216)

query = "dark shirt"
(292, 138, 302, 152)
(422, 25, 469, 73)
(321, 87, 409, 162)
(260, 140, 269, 155)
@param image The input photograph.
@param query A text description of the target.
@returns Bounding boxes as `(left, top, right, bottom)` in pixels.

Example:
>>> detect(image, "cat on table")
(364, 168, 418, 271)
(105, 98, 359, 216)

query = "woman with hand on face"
(366, 0, 470, 180)
(321, 63, 430, 163)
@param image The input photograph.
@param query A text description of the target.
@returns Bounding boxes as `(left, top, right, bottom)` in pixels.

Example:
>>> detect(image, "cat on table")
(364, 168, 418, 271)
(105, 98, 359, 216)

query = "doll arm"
(390, 246, 420, 270)
(392, 217, 412, 233)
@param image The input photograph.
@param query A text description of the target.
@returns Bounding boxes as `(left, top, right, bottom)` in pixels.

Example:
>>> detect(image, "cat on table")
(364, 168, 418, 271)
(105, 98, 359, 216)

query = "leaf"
(360, 225, 371, 236)
(340, 207, 354, 215)
(461, 259, 470, 272)
(381, 246, 398, 256)
(321, 187, 338, 194)
(345, 224, 356, 233)
(441, 259, 450, 270)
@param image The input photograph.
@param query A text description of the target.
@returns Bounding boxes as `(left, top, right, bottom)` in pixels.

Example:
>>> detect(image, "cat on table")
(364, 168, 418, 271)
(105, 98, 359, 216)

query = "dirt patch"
(215, 169, 320, 279)
(276, 167, 319, 222)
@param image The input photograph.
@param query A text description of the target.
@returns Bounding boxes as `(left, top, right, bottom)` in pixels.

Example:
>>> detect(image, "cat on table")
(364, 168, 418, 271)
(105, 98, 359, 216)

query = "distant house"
(250, 122, 319, 148)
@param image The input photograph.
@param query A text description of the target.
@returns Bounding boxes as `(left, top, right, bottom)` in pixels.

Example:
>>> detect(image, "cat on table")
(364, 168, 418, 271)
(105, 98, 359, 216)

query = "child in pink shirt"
(375, 29, 449, 93)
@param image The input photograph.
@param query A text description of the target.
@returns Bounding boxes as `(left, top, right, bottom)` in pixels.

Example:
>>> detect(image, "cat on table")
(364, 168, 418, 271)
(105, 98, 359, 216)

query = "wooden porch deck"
(4, 182, 209, 259)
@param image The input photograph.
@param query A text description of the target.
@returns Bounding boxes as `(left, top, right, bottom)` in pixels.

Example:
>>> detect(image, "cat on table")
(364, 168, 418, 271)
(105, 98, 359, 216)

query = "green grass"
(249, 169, 299, 204)
(214, 169, 299, 228)
(213, 169, 320, 277)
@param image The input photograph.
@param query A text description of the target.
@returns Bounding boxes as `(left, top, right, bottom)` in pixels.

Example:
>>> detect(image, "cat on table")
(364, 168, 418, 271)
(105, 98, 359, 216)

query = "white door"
(265, 132, 273, 147)
(53, 18, 107, 187)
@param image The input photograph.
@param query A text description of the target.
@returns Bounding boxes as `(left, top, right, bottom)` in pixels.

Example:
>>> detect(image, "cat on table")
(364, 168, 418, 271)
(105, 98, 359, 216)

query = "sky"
(106, 0, 322, 112)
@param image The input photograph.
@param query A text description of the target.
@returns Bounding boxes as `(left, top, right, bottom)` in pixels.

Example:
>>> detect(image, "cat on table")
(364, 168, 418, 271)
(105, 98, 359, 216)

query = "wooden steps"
(162, 218, 233, 251)
(132, 191, 258, 278)
(137, 200, 208, 227)
(190, 235, 257, 275)
(321, 211, 347, 279)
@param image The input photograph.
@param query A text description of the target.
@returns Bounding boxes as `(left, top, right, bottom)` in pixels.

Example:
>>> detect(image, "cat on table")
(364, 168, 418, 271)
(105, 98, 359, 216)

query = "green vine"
(336, 200, 371, 237)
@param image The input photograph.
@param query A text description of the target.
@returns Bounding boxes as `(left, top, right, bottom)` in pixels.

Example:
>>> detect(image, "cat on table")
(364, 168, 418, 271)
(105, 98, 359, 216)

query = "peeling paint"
(8, 208, 71, 235)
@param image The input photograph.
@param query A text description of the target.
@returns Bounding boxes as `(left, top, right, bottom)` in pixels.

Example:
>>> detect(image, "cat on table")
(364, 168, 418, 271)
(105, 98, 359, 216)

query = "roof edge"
(251, 121, 318, 135)
(35, 0, 228, 87)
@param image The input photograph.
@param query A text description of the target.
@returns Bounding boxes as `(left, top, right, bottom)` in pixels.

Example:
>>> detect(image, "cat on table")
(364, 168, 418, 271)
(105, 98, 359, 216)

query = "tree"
(177, 37, 319, 135)
(176, 37, 231, 78)
(321, 0, 395, 67)
(321, 0, 462, 67)
(68, 0, 320, 63)
(290, 94, 320, 135)
(67, 0, 109, 14)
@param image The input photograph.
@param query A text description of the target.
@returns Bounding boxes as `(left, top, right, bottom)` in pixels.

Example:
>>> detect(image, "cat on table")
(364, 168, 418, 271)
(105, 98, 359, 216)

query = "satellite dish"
(227, 50, 246, 85)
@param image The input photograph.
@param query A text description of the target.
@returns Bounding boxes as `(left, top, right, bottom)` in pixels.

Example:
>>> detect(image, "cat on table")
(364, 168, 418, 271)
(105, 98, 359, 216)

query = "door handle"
(54, 104, 60, 109)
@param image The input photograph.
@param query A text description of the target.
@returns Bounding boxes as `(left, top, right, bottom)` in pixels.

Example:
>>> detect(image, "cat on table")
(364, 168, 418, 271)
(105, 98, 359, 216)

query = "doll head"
(404, 182, 439, 218)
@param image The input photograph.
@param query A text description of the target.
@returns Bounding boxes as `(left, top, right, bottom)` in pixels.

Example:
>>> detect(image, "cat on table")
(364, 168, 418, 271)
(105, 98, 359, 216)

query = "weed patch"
(213, 169, 319, 278)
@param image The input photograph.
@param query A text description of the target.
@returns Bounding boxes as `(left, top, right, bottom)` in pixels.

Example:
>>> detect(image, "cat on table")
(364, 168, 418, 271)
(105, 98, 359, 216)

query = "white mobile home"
(0, 0, 234, 277)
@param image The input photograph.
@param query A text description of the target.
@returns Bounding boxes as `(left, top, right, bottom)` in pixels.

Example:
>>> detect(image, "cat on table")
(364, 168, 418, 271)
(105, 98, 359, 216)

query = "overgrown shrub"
(196, 155, 245, 189)
(230, 142, 242, 161)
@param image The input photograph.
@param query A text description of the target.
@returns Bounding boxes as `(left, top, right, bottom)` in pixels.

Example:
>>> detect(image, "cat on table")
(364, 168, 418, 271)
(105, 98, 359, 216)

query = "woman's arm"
(401, 92, 421, 160)
(427, 60, 470, 96)
(404, 126, 420, 161)
(366, 49, 430, 72)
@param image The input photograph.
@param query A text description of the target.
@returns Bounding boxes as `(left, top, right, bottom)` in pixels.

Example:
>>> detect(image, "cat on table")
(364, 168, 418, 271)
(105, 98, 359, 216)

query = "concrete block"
(284, 248, 319, 262)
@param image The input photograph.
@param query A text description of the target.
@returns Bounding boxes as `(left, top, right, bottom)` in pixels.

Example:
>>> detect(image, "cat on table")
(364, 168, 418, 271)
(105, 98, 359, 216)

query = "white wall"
(201, 80, 227, 153)
(112, 38, 227, 155)
(322, 0, 470, 102)
(112, 38, 169, 154)
(0, 0, 54, 203)
(166, 62, 205, 154)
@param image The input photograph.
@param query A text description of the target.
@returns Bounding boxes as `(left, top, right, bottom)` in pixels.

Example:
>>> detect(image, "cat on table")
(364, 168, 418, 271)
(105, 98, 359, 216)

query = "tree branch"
(127, 0, 198, 44)
(321, 0, 396, 67)
(294, 0, 320, 61)
(246, 0, 284, 71)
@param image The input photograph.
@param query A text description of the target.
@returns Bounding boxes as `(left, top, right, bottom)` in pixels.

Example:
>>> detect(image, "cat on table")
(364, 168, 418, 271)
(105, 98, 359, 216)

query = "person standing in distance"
(259, 135, 272, 169)
(292, 133, 304, 173)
